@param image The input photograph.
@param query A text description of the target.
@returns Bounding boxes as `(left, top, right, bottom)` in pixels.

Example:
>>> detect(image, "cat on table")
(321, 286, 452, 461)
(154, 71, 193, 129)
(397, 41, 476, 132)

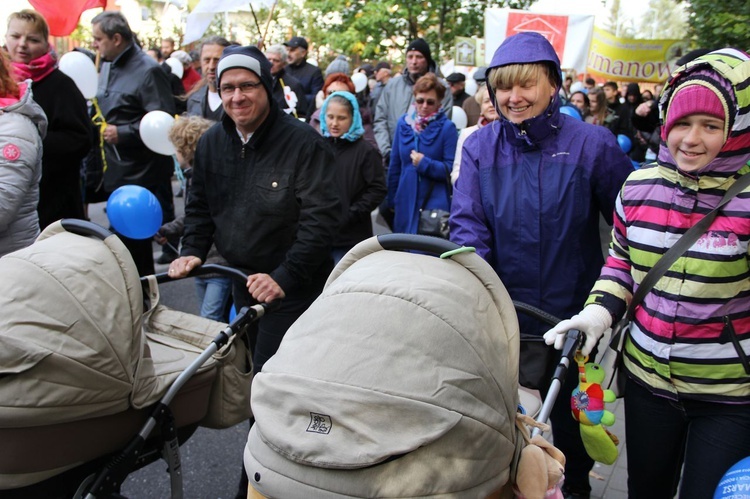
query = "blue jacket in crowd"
(387, 110, 457, 234)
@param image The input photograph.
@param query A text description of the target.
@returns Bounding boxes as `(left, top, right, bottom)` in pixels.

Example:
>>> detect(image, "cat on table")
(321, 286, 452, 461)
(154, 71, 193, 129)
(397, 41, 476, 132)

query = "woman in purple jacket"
(450, 32, 632, 498)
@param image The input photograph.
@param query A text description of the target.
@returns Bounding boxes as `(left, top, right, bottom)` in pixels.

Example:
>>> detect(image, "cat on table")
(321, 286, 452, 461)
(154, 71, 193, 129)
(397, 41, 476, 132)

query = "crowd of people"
(0, 7, 749, 499)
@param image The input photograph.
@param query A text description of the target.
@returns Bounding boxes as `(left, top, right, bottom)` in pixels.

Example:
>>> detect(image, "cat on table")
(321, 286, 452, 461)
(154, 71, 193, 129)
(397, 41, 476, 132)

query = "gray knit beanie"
(326, 55, 350, 77)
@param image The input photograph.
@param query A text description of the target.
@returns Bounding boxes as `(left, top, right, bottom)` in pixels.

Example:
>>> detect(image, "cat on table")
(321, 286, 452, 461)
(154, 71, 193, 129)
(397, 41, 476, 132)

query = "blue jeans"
(195, 276, 232, 322)
(625, 377, 750, 499)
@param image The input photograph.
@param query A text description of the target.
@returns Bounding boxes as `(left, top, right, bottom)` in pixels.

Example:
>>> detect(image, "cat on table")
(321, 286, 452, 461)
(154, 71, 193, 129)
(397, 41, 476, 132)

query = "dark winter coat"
(285, 60, 324, 118)
(271, 68, 307, 118)
(96, 44, 176, 191)
(186, 84, 224, 121)
(319, 91, 386, 247)
(32, 68, 91, 228)
(181, 102, 341, 294)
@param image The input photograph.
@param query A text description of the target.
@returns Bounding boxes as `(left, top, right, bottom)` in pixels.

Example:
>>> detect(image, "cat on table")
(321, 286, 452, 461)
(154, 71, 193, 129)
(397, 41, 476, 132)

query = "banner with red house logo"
(485, 9, 595, 72)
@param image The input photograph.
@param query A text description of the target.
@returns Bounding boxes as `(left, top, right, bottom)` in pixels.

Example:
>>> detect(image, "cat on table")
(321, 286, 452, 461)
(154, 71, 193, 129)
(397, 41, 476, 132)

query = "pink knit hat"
(663, 83, 727, 140)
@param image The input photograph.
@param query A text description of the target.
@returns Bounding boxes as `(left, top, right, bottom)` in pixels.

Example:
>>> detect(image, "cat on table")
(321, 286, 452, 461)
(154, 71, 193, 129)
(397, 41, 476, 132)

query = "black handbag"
(417, 169, 452, 239)
(418, 206, 450, 239)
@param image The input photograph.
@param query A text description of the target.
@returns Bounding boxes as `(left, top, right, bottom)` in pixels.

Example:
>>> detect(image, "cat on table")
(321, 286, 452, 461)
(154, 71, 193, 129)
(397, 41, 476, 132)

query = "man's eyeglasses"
(220, 81, 263, 96)
(415, 98, 437, 106)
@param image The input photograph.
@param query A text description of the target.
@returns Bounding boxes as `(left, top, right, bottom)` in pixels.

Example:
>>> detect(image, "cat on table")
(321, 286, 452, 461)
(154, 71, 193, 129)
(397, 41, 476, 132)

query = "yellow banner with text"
(586, 27, 688, 83)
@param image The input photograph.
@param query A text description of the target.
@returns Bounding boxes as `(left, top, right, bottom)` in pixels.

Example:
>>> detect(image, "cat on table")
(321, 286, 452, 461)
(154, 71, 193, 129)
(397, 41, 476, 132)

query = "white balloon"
(451, 106, 468, 130)
(465, 78, 478, 97)
(139, 111, 176, 156)
(58, 51, 98, 99)
(165, 57, 184, 79)
(351, 72, 368, 93)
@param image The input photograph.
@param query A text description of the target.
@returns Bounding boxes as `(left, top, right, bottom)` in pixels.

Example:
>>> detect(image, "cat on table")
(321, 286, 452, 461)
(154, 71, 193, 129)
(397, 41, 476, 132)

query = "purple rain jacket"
(449, 32, 633, 334)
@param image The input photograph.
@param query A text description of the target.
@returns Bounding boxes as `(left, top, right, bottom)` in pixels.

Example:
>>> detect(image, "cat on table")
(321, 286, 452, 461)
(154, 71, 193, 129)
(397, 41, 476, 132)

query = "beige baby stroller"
(0, 220, 269, 498)
(245, 234, 580, 498)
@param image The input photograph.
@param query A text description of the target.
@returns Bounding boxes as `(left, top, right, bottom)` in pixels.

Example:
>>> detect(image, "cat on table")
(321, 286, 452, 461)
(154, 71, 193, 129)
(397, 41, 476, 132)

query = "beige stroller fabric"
(0, 222, 170, 428)
(245, 237, 522, 498)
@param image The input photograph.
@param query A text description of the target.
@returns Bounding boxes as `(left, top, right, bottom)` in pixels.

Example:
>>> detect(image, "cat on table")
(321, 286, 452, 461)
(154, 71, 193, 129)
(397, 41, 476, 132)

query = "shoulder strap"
(625, 171, 750, 320)
(420, 180, 435, 210)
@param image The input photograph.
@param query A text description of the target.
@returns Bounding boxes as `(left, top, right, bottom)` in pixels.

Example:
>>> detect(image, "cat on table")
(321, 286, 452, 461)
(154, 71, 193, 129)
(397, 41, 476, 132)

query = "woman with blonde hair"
(450, 32, 632, 498)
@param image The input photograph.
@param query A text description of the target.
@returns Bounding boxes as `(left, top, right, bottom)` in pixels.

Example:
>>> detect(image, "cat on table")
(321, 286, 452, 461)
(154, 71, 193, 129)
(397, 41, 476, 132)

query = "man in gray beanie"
(170, 44, 341, 377)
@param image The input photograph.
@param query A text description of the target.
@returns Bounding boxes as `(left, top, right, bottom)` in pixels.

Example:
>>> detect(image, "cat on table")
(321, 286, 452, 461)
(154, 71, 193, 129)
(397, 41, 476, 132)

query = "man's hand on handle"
(168, 256, 203, 278)
(247, 273, 285, 303)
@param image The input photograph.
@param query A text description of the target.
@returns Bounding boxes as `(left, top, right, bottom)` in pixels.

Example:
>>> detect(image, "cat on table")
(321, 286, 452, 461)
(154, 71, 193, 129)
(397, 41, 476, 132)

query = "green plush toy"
(570, 352, 619, 465)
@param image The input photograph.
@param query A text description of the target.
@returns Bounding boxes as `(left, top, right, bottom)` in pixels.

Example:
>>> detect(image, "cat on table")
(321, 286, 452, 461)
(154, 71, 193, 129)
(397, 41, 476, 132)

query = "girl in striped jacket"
(545, 49, 750, 499)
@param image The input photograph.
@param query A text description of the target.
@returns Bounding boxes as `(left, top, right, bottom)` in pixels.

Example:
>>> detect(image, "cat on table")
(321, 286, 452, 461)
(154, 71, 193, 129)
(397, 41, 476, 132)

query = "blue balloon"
(617, 134, 632, 153)
(107, 185, 163, 239)
(560, 105, 582, 121)
(632, 160, 641, 170)
(714, 456, 750, 498)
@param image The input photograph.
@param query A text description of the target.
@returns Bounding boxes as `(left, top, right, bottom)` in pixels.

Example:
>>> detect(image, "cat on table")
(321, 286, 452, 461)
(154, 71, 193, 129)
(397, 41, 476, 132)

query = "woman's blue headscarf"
(319, 91, 364, 142)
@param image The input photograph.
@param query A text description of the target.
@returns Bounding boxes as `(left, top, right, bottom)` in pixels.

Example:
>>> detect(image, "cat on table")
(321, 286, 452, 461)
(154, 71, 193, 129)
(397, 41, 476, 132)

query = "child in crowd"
(544, 49, 750, 499)
(319, 91, 386, 263)
(157, 115, 232, 321)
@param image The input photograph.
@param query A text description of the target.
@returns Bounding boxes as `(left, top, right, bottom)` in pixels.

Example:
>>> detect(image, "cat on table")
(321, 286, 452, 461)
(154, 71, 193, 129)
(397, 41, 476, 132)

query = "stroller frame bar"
(532, 330, 581, 437)
(82, 291, 275, 499)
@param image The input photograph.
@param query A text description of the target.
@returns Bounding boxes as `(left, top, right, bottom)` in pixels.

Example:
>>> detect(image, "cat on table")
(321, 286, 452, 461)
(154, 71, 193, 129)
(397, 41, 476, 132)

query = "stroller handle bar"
(61, 219, 114, 241)
(57, 220, 264, 287)
(377, 233, 460, 255)
(152, 264, 250, 285)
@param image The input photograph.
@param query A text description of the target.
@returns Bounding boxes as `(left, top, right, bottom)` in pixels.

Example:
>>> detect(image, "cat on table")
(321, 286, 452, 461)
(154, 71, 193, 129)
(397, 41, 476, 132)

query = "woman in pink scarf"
(5, 10, 91, 229)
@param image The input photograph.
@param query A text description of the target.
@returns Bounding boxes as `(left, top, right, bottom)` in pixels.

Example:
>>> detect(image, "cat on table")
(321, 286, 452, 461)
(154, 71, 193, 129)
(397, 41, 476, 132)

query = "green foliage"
(685, 0, 750, 49)
(294, 0, 534, 64)
(636, 0, 687, 40)
(69, 24, 93, 48)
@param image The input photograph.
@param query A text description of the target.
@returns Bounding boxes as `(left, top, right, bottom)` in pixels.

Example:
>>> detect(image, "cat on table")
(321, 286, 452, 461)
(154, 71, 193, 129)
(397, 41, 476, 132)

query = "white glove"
(542, 304, 612, 356)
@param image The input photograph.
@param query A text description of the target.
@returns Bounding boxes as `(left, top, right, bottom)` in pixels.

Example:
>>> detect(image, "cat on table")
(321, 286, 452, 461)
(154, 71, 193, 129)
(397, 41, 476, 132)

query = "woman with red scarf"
(5, 10, 91, 229)
(386, 73, 457, 234)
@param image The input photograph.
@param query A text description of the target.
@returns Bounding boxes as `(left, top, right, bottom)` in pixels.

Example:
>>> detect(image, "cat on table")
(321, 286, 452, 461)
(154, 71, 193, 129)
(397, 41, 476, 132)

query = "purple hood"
(486, 32, 564, 145)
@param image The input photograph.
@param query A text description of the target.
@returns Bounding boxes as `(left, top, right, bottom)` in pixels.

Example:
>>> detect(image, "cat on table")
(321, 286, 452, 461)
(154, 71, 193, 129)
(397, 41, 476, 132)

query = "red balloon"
(29, 0, 106, 37)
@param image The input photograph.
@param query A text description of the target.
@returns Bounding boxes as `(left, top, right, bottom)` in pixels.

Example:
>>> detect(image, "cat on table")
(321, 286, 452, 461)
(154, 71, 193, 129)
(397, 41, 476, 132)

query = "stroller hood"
(0, 222, 164, 427)
(246, 237, 522, 497)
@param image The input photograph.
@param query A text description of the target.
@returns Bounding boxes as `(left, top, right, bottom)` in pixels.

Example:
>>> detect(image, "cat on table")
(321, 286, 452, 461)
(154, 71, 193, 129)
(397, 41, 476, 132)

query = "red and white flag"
(485, 9, 595, 72)
(29, 0, 106, 37)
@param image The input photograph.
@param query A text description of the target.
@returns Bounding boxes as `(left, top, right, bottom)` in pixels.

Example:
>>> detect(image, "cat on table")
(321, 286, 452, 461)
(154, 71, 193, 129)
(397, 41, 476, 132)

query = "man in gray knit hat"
(170, 45, 340, 375)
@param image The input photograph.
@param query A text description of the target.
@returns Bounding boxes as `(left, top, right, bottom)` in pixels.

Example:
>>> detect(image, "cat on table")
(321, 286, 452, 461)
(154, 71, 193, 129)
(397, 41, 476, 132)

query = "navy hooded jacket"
(449, 33, 633, 334)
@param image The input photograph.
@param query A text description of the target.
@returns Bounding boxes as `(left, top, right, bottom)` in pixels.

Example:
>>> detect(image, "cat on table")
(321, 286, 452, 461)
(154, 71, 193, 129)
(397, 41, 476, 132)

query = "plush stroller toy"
(570, 353, 619, 465)
(514, 414, 566, 499)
